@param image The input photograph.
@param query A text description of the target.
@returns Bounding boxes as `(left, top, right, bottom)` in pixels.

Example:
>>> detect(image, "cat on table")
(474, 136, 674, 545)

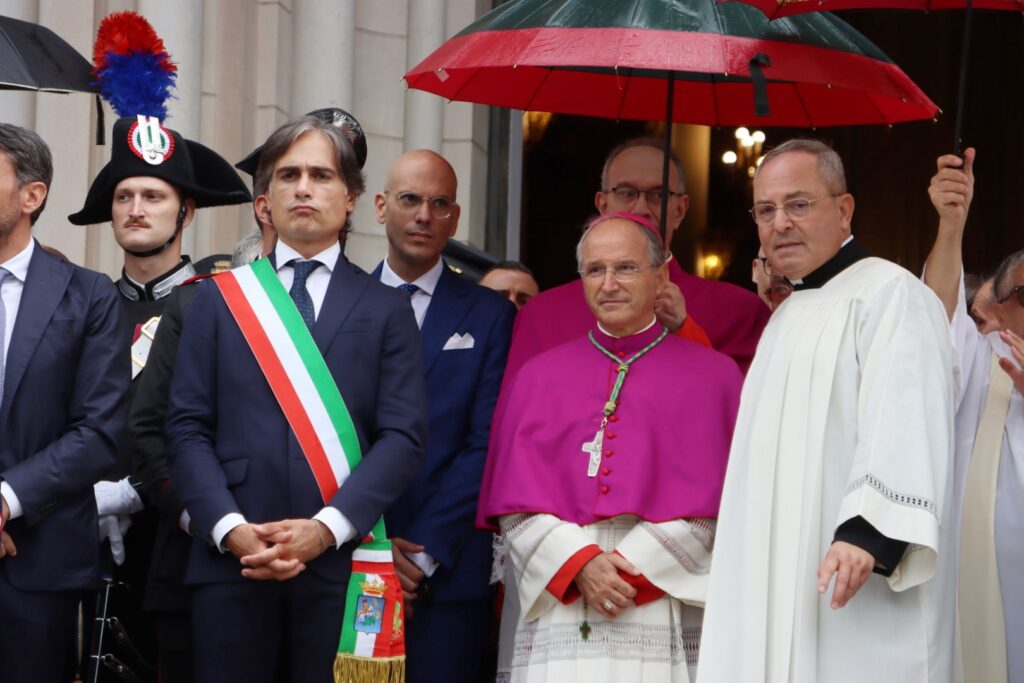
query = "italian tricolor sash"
(214, 258, 406, 683)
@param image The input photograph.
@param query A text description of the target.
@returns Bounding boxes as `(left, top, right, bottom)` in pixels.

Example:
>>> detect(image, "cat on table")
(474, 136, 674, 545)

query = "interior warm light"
(756, 155, 765, 167)
(703, 254, 721, 270)
(522, 111, 553, 144)
(735, 127, 750, 140)
(722, 150, 738, 164)
(752, 130, 766, 143)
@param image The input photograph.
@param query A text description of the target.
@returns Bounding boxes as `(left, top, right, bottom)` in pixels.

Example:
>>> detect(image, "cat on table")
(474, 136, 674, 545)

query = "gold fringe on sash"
(333, 653, 405, 683)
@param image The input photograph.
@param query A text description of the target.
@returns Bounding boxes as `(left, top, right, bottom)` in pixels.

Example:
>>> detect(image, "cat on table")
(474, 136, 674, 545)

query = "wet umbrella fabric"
(404, 0, 938, 128)
(405, 0, 938, 238)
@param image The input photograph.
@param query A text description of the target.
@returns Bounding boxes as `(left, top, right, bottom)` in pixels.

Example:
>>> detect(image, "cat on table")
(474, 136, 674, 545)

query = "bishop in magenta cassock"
(479, 213, 742, 683)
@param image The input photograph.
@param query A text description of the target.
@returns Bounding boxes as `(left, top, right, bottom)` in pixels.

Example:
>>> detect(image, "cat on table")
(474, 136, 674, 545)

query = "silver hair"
(575, 215, 667, 272)
(600, 137, 686, 194)
(231, 227, 264, 267)
(994, 250, 1024, 302)
(755, 138, 847, 195)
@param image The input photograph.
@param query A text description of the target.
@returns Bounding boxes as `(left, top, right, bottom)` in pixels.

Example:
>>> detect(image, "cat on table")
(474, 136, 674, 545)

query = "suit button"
(616, 351, 626, 358)
(608, 415, 618, 423)
(606, 432, 617, 439)
(604, 450, 614, 458)
(600, 486, 610, 494)
(602, 467, 611, 476)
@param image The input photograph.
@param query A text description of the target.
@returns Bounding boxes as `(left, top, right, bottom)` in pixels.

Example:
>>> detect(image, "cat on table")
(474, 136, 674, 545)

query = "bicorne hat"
(68, 116, 252, 226)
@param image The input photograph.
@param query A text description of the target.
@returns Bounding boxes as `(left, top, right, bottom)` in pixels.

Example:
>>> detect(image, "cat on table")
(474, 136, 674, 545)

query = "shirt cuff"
(179, 509, 192, 535)
(407, 550, 439, 577)
(313, 507, 357, 549)
(211, 513, 247, 552)
(612, 550, 665, 605)
(1, 481, 23, 521)
(833, 516, 909, 577)
(546, 544, 602, 604)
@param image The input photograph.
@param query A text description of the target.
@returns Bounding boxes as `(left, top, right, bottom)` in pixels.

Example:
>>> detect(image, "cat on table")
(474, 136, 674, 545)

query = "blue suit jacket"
(166, 254, 427, 586)
(0, 242, 128, 591)
(375, 262, 515, 602)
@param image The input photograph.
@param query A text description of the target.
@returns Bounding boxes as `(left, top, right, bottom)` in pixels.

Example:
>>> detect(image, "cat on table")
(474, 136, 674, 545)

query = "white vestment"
(497, 513, 713, 683)
(948, 275, 1024, 682)
(698, 258, 956, 683)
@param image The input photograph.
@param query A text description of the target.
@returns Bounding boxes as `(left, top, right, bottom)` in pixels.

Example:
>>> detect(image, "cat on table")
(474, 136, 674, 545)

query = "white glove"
(94, 478, 144, 516)
(98, 514, 132, 565)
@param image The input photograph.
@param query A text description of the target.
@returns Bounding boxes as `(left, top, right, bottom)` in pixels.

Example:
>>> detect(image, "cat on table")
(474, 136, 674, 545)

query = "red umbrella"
(717, 0, 1022, 151)
(405, 0, 938, 238)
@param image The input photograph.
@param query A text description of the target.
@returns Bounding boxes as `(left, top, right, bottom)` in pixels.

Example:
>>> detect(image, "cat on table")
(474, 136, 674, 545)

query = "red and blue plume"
(93, 12, 177, 121)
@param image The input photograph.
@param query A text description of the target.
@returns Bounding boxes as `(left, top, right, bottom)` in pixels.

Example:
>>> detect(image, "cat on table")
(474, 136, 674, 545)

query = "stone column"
(292, 0, 355, 114)
(404, 0, 445, 152)
(138, 0, 204, 259)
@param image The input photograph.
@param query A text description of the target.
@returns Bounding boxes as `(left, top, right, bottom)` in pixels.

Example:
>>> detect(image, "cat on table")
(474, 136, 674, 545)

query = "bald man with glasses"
(373, 150, 516, 683)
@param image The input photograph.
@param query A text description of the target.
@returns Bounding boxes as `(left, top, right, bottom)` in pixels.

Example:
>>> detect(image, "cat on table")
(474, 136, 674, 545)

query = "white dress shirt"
(380, 257, 444, 329)
(0, 239, 34, 521)
(210, 240, 357, 551)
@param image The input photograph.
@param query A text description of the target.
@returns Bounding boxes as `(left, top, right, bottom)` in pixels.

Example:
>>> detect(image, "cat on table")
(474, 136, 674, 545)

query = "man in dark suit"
(0, 124, 129, 682)
(165, 115, 426, 682)
(373, 150, 516, 682)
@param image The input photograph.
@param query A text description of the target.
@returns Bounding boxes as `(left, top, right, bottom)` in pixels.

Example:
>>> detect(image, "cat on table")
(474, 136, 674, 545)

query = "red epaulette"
(181, 272, 219, 286)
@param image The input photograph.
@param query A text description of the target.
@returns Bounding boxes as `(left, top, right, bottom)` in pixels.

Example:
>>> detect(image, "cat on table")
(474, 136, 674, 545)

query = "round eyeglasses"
(387, 191, 456, 220)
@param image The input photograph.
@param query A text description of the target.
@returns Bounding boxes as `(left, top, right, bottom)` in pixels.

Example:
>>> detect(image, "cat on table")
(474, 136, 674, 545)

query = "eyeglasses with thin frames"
(604, 186, 683, 211)
(386, 191, 456, 220)
(579, 264, 655, 283)
(749, 194, 842, 225)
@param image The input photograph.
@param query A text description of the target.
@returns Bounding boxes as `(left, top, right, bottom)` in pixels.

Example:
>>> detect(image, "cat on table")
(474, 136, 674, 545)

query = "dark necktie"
(0, 269, 8, 403)
(289, 260, 321, 330)
(397, 283, 419, 296)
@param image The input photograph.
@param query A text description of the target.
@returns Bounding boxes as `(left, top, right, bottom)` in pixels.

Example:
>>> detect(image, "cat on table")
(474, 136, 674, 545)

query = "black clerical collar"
(118, 256, 197, 302)
(788, 238, 869, 292)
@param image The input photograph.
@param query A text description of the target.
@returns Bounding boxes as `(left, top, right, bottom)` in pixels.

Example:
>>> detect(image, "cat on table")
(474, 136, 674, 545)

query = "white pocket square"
(443, 332, 475, 350)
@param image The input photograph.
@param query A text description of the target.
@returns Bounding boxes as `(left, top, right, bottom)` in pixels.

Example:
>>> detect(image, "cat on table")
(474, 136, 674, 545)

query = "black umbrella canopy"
(0, 15, 95, 93)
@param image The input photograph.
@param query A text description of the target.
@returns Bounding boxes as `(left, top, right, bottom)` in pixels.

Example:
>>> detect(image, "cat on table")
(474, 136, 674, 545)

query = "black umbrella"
(0, 15, 105, 143)
(0, 15, 94, 92)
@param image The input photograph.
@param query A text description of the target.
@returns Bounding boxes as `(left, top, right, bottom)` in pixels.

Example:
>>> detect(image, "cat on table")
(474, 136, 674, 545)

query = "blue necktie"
(0, 268, 8, 404)
(289, 260, 321, 330)
(397, 283, 419, 297)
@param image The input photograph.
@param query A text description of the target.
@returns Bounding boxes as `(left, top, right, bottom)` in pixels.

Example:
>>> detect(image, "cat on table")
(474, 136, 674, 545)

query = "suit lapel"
(420, 266, 472, 375)
(312, 256, 368, 353)
(2, 244, 71, 417)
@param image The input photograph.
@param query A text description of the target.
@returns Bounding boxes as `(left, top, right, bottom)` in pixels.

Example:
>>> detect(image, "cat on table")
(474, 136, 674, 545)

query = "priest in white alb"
(478, 212, 742, 682)
(924, 148, 1024, 683)
(698, 139, 957, 683)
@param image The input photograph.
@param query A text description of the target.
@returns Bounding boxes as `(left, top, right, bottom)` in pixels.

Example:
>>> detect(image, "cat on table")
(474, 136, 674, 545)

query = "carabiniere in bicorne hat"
(69, 12, 251, 256)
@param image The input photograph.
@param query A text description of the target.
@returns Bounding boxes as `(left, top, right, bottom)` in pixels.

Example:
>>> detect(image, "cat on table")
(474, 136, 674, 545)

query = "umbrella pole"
(659, 73, 675, 245)
(952, 0, 974, 155)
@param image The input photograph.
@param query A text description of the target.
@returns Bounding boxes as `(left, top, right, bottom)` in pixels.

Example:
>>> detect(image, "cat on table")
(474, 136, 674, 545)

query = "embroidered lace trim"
(847, 474, 937, 515)
(641, 520, 715, 576)
(510, 622, 700, 667)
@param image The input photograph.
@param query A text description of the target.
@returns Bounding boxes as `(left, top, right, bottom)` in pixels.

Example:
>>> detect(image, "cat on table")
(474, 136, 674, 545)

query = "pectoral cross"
(581, 428, 603, 478)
